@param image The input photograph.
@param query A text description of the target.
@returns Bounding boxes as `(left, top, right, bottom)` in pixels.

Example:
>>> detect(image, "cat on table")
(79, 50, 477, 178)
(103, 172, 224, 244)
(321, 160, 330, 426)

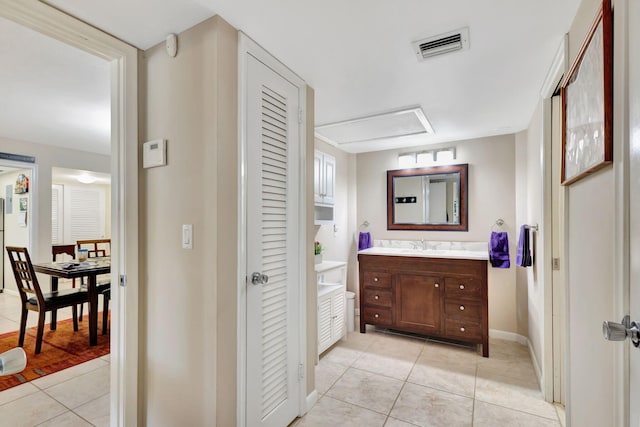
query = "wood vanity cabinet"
(358, 254, 489, 357)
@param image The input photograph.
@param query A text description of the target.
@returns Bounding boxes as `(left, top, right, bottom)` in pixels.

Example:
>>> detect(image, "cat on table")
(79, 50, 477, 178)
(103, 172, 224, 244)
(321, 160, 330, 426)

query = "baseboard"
(1, 289, 18, 297)
(305, 389, 318, 413)
(527, 338, 544, 389)
(488, 329, 544, 391)
(488, 329, 529, 346)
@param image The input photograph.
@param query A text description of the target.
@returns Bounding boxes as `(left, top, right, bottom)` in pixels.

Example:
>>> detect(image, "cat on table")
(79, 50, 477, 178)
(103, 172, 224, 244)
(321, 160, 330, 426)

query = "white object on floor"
(0, 348, 26, 376)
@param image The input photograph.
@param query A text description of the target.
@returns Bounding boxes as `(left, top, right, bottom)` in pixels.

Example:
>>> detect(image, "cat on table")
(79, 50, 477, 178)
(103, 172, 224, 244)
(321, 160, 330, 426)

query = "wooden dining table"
(33, 257, 111, 346)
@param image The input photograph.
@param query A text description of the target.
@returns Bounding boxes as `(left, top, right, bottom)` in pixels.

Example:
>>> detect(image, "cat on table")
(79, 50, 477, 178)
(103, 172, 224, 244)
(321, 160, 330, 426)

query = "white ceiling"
(0, 15, 111, 155)
(3, 1, 582, 154)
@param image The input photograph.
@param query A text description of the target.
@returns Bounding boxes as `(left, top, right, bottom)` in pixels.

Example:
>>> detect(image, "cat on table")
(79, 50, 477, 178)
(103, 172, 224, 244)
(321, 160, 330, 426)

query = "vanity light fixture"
(435, 148, 456, 163)
(416, 151, 436, 166)
(398, 148, 455, 167)
(398, 153, 417, 168)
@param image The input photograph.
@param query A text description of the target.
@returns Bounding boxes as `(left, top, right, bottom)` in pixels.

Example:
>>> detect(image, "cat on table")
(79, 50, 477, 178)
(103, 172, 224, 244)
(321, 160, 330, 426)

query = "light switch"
(182, 224, 193, 249)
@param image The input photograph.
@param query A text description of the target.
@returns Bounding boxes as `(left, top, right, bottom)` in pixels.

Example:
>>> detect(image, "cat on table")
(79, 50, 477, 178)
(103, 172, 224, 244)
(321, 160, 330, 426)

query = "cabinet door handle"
(374, 313, 380, 318)
(459, 305, 465, 311)
(434, 283, 439, 288)
(459, 284, 465, 290)
(373, 277, 379, 282)
(374, 295, 379, 300)
(460, 327, 465, 332)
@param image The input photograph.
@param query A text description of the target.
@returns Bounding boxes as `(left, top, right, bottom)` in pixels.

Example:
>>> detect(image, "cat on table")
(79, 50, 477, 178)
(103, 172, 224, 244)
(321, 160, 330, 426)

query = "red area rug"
(0, 315, 109, 392)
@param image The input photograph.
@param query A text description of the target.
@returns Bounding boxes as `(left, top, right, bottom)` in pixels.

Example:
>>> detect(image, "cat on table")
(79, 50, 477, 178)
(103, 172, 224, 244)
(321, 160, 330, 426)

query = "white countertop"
(314, 260, 347, 273)
(357, 246, 488, 261)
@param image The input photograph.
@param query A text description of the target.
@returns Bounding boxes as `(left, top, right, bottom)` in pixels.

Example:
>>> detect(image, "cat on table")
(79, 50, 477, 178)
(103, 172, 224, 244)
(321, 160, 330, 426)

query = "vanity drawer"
(444, 300, 481, 320)
(363, 289, 393, 307)
(444, 318, 482, 341)
(363, 271, 392, 289)
(363, 307, 393, 326)
(444, 276, 482, 298)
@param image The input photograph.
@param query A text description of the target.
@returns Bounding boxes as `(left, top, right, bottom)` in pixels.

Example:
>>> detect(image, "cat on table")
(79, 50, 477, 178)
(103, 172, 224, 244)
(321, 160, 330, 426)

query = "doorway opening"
(0, 1, 139, 424)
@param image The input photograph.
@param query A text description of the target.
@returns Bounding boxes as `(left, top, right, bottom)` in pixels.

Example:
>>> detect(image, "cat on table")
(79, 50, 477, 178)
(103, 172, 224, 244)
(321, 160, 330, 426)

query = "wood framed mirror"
(387, 163, 468, 231)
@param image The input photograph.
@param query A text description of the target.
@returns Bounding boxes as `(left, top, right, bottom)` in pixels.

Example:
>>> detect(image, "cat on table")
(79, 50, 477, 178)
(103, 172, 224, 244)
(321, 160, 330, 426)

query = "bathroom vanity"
(358, 245, 489, 357)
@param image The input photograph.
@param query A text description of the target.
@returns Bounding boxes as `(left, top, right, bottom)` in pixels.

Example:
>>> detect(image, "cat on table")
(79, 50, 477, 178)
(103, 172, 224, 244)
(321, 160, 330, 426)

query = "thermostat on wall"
(143, 139, 167, 168)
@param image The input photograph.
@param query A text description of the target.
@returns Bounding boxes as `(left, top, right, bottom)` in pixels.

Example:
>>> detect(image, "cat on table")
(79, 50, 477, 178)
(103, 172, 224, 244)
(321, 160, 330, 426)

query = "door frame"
(0, 2, 139, 425)
(237, 32, 308, 426)
(0, 160, 38, 295)
(540, 37, 566, 403)
(612, 0, 631, 424)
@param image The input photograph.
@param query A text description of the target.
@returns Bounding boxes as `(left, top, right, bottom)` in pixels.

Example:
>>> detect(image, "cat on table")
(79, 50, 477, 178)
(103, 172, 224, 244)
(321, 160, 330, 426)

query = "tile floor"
(1, 289, 566, 427)
(293, 326, 566, 427)
(0, 291, 110, 427)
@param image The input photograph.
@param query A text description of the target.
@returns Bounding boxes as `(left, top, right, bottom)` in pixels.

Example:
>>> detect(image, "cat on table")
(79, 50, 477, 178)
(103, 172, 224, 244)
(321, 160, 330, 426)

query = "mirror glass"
(387, 163, 468, 231)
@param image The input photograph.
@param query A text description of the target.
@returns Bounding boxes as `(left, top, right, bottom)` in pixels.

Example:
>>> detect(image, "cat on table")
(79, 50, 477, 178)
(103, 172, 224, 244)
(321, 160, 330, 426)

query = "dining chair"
(6, 246, 88, 354)
(76, 239, 111, 333)
(52, 243, 77, 288)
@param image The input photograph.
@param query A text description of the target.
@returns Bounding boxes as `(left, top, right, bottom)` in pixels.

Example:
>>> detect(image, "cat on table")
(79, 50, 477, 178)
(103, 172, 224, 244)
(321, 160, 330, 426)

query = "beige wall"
(314, 139, 358, 293)
(355, 135, 519, 334)
(141, 16, 236, 426)
(564, 0, 617, 425)
(515, 100, 546, 372)
(142, 15, 317, 424)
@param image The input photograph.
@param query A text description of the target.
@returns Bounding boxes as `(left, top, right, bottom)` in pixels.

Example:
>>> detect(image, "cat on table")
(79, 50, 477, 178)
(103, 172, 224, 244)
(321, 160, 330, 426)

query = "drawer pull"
(459, 284, 465, 290)
(374, 277, 379, 282)
(374, 313, 380, 319)
(459, 305, 465, 311)
(460, 327, 465, 332)
(434, 283, 439, 288)
(374, 295, 379, 300)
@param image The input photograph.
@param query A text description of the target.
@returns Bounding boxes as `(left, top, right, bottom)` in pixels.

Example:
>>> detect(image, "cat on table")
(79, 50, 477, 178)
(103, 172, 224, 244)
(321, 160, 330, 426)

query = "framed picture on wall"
(561, 0, 613, 186)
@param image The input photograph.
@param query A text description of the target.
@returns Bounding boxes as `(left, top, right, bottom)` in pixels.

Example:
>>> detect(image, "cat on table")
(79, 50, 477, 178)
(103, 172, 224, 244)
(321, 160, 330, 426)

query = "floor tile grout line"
(30, 360, 109, 392)
(41, 387, 110, 419)
(33, 407, 98, 427)
(471, 360, 478, 424)
(472, 397, 562, 422)
(321, 393, 395, 418)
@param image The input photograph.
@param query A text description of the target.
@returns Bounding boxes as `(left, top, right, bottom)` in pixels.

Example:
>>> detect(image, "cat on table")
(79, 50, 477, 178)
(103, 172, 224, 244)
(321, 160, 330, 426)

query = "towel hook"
(526, 224, 539, 232)
(361, 220, 370, 228)
(491, 219, 505, 232)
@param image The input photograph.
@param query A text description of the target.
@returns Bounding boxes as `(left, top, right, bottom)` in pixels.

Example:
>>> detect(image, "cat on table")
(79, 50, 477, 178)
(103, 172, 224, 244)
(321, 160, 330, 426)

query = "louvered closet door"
(318, 295, 332, 353)
(246, 54, 301, 427)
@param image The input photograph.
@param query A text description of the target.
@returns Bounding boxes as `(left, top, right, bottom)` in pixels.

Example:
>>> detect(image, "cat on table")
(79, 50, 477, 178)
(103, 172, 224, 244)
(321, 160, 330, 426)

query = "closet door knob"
(459, 305, 465, 311)
(374, 295, 379, 300)
(434, 283, 439, 288)
(460, 327, 465, 332)
(374, 313, 380, 319)
(374, 277, 379, 282)
(459, 284, 465, 290)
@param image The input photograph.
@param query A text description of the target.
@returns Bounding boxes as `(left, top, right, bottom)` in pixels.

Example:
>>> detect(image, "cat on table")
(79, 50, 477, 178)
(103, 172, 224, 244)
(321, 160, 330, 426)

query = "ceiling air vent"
(412, 27, 469, 61)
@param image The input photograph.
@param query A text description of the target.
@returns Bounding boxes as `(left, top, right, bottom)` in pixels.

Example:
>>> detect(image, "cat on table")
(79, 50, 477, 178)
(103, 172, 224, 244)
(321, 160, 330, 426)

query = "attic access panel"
(315, 107, 434, 147)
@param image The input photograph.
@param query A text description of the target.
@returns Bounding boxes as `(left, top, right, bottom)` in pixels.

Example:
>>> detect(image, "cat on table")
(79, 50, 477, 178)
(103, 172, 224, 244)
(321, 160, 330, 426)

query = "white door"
(318, 294, 332, 354)
(550, 94, 565, 405)
(331, 290, 346, 341)
(245, 52, 302, 427)
(322, 154, 336, 205)
(628, 0, 640, 422)
(314, 151, 324, 204)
